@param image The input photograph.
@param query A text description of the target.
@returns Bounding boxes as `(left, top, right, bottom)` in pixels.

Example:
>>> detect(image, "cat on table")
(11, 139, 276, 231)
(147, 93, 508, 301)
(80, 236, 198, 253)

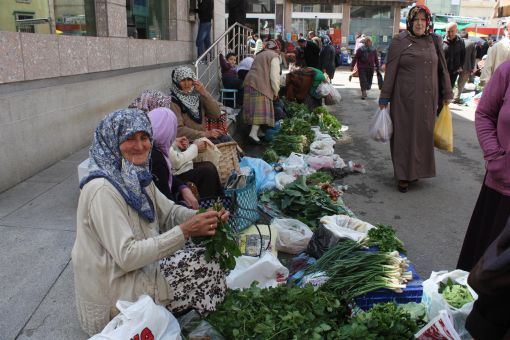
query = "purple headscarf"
(147, 107, 178, 190)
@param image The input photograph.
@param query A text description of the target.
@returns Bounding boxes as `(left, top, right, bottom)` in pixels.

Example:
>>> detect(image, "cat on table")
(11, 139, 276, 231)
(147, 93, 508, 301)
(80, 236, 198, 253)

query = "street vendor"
(72, 108, 228, 336)
(285, 67, 326, 110)
(170, 66, 230, 143)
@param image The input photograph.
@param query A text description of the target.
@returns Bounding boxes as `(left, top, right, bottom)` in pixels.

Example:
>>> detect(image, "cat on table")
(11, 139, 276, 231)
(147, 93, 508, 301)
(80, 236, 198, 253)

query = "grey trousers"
(456, 70, 471, 100)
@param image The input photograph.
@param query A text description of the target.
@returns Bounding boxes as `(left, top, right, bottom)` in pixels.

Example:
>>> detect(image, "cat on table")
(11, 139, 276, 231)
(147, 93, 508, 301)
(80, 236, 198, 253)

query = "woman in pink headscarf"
(148, 108, 223, 206)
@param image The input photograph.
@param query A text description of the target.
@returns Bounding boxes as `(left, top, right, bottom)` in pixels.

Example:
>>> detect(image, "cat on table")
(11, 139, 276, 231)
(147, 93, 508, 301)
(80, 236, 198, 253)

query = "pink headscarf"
(147, 107, 178, 189)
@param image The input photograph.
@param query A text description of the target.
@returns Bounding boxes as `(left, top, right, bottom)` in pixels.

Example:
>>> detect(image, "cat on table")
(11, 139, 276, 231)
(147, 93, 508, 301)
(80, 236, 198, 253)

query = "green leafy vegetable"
(306, 171, 333, 186)
(260, 176, 354, 229)
(191, 201, 241, 270)
(280, 117, 315, 147)
(207, 283, 349, 340)
(337, 302, 420, 339)
(262, 148, 279, 163)
(269, 134, 308, 157)
(312, 106, 342, 139)
(360, 224, 407, 254)
(439, 278, 474, 308)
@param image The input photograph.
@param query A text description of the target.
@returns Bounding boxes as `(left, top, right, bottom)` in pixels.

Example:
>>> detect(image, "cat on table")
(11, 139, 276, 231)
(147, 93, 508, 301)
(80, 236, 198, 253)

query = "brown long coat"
(380, 31, 453, 181)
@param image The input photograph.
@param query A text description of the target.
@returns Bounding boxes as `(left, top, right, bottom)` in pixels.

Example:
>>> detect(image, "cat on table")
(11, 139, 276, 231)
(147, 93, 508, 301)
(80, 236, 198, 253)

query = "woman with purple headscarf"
(148, 107, 223, 204)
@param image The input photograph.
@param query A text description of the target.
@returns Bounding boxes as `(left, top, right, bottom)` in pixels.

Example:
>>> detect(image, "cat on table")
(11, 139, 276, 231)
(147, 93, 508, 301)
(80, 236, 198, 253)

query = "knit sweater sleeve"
(170, 101, 204, 140)
(200, 91, 221, 119)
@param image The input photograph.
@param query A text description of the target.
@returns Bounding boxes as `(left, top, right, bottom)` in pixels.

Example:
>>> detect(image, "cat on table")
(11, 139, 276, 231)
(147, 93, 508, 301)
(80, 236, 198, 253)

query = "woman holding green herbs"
(72, 108, 228, 336)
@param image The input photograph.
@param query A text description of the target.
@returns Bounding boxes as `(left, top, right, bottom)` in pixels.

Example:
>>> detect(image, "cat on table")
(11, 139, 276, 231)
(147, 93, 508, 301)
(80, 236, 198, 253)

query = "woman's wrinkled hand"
(217, 207, 229, 223)
(193, 80, 207, 96)
(179, 210, 220, 238)
(203, 129, 223, 138)
(180, 187, 199, 209)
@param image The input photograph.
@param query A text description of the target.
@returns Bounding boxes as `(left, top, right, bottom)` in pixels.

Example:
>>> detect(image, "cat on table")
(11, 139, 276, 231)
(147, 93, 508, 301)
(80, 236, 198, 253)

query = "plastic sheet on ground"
(240, 157, 276, 192)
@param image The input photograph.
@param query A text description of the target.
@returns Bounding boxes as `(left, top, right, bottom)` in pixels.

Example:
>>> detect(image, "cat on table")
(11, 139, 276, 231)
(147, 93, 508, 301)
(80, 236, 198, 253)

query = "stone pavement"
(0, 67, 481, 339)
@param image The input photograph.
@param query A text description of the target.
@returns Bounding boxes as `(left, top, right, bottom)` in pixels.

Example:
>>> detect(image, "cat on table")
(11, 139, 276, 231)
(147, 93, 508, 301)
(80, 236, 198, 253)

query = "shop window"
(246, 0, 274, 13)
(54, 0, 96, 36)
(293, 3, 341, 13)
(127, 0, 169, 40)
(350, 6, 393, 49)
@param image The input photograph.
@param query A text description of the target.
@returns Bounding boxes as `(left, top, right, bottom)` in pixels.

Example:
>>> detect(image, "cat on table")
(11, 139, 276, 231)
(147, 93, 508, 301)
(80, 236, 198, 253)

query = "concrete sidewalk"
(0, 146, 89, 339)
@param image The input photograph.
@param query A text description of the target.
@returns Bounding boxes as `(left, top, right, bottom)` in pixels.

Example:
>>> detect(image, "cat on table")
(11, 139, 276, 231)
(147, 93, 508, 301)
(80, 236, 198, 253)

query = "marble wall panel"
(21, 33, 60, 81)
(0, 32, 24, 83)
(87, 36, 111, 73)
(58, 35, 88, 76)
(107, 3, 128, 37)
(109, 38, 129, 70)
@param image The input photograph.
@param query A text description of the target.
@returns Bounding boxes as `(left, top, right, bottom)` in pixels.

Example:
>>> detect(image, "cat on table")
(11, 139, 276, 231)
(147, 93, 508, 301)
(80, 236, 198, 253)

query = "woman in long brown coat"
(379, 5, 452, 192)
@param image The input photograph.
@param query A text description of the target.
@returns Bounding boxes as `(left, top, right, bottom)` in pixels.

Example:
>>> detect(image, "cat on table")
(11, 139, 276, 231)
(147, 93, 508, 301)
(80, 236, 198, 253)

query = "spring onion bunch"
(307, 240, 413, 300)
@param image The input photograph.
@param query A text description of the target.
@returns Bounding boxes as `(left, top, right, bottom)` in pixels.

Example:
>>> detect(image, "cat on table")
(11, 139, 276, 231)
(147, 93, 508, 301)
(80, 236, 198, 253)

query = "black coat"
(196, 0, 213, 22)
(227, 0, 246, 26)
(150, 147, 185, 201)
(304, 41, 321, 69)
(319, 45, 336, 79)
(466, 217, 510, 340)
(443, 35, 466, 73)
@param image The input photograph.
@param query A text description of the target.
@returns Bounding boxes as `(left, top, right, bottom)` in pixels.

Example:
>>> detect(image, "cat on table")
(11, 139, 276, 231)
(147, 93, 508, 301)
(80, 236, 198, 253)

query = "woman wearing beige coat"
(379, 5, 452, 192)
(73, 108, 228, 335)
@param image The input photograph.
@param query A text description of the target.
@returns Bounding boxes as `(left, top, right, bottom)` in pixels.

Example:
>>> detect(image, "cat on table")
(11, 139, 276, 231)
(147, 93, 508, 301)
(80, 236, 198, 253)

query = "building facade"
(226, 0, 412, 50)
(0, 0, 226, 192)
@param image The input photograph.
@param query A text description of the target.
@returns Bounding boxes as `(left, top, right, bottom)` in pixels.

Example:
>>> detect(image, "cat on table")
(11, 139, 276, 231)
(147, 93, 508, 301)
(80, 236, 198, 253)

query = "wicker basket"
(216, 141, 240, 184)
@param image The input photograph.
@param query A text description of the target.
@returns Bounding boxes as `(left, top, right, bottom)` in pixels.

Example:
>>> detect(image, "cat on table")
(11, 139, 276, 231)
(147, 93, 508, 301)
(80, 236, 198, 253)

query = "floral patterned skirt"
(159, 243, 227, 315)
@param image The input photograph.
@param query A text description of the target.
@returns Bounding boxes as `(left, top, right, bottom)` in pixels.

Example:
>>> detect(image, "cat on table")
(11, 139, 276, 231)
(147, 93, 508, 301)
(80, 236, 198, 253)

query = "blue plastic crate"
(354, 263, 423, 310)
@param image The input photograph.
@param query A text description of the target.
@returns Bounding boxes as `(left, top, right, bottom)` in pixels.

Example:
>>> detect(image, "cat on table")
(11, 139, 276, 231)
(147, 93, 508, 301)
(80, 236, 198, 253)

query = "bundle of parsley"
(207, 284, 349, 339)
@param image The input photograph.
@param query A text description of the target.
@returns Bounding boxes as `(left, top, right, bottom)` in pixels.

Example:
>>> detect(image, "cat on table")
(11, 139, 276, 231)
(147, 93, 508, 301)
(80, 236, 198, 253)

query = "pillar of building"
(392, 3, 401, 36)
(284, 0, 293, 37)
(95, 0, 127, 37)
(342, 1, 351, 47)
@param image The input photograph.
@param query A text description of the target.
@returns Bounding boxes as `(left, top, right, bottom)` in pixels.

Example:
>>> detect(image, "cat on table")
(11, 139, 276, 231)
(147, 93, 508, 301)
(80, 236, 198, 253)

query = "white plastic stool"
(220, 88, 238, 108)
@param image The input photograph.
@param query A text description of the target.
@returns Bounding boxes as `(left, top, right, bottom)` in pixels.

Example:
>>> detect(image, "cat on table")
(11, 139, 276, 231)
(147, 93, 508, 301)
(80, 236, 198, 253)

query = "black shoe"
(349, 75, 352, 82)
(247, 136, 262, 145)
(397, 180, 409, 193)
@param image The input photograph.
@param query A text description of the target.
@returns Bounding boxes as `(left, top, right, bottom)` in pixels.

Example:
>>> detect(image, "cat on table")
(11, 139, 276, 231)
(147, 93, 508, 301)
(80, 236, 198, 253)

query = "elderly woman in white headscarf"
(170, 66, 229, 143)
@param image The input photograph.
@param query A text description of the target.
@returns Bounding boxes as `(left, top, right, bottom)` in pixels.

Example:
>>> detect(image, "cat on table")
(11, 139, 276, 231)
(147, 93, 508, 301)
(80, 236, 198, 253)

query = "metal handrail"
(194, 22, 253, 97)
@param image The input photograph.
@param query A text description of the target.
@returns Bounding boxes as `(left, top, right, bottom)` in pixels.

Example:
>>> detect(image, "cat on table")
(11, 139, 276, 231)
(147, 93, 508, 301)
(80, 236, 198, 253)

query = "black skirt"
(176, 161, 224, 199)
(358, 67, 374, 91)
(457, 183, 510, 271)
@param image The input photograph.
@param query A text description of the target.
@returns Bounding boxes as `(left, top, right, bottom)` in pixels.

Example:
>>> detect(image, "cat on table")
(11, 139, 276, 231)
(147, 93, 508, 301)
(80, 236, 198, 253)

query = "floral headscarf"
(170, 66, 201, 123)
(129, 90, 173, 112)
(80, 108, 155, 222)
(406, 5, 432, 36)
(147, 107, 177, 191)
(264, 39, 280, 51)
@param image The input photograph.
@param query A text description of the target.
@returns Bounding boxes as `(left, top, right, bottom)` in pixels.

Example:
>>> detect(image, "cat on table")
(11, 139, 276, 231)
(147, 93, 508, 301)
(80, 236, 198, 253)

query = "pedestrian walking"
(352, 36, 379, 99)
(297, 38, 320, 69)
(480, 23, 510, 84)
(378, 5, 452, 193)
(455, 30, 477, 103)
(243, 40, 281, 144)
(319, 35, 336, 80)
(194, 0, 213, 59)
(457, 60, 510, 272)
(443, 22, 466, 90)
(349, 33, 365, 82)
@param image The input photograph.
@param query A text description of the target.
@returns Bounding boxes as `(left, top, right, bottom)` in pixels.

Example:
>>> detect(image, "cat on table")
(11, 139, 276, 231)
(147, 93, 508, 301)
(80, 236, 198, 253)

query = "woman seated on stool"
(73, 108, 228, 336)
(170, 66, 231, 144)
(148, 107, 224, 205)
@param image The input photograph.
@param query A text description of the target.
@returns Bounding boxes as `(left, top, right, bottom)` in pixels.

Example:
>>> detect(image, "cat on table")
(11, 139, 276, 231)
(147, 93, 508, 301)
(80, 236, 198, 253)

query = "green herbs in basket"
(191, 200, 241, 271)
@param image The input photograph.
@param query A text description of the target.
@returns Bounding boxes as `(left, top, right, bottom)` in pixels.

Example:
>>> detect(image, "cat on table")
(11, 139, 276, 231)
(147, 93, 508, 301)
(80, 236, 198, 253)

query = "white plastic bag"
(90, 295, 181, 340)
(309, 140, 335, 156)
(369, 106, 393, 143)
(315, 82, 331, 97)
(304, 155, 335, 170)
(272, 219, 313, 254)
(275, 172, 296, 190)
(422, 270, 478, 339)
(319, 215, 375, 242)
(415, 309, 462, 340)
(226, 253, 289, 289)
(281, 153, 310, 176)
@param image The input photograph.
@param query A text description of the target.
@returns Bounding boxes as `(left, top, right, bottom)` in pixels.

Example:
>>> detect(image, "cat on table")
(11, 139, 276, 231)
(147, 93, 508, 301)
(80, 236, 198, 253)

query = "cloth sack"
(272, 218, 313, 254)
(89, 295, 180, 340)
(369, 106, 393, 143)
(193, 138, 221, 168)
(422, 270, 478, 339)
(434, 105, 453, 152)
